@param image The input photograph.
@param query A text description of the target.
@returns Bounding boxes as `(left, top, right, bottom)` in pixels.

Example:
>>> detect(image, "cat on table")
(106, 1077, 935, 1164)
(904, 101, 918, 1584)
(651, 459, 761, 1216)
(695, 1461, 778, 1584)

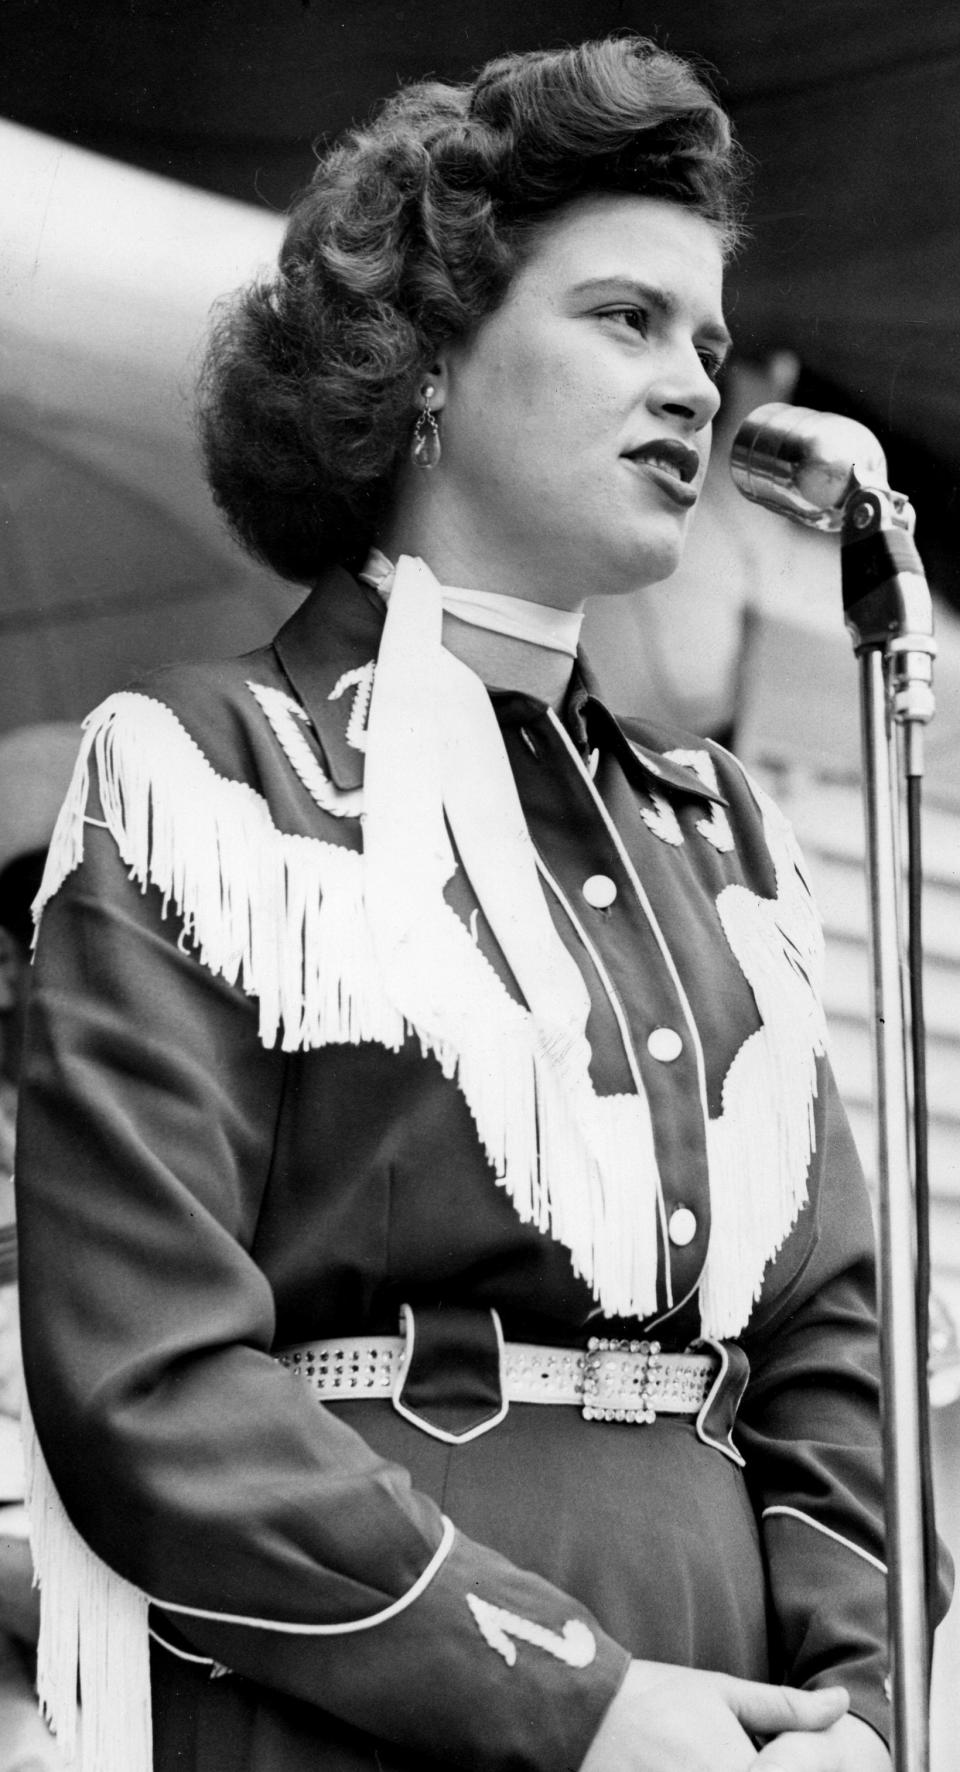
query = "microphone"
(729, 400, 935, 742)
(729, 401, 891, 531)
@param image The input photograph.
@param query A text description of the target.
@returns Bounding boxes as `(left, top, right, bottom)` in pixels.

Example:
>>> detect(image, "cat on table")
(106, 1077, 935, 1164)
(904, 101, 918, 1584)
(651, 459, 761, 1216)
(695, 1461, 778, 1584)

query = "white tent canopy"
(0, 121, 290, 732)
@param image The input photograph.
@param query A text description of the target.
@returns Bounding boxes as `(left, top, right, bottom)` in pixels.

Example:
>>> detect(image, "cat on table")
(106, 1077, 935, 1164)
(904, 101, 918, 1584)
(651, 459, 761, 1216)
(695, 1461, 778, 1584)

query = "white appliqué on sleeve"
(466, 1594, 596, 1669)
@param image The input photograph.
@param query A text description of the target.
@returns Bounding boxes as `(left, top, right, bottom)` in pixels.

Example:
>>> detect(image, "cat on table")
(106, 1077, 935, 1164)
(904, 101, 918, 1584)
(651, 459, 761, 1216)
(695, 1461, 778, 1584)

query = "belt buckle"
(581, 1337, 662, 1424)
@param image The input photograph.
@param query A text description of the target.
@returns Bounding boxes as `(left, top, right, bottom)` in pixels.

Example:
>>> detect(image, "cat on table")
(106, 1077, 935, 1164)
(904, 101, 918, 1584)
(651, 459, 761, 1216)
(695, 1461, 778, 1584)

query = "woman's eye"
(697, 349, 724, 382)
(602, 306, 649, 335)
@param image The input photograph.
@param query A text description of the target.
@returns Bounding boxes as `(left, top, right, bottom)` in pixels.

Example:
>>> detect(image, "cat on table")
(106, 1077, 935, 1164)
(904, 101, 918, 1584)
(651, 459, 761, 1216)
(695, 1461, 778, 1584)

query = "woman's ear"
(418, 354, 449, 414)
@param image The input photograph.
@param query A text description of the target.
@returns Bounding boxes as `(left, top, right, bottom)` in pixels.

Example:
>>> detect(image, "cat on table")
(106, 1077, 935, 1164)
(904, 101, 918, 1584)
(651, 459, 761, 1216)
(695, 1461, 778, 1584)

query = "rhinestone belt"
(277, 1335, 717, 1425)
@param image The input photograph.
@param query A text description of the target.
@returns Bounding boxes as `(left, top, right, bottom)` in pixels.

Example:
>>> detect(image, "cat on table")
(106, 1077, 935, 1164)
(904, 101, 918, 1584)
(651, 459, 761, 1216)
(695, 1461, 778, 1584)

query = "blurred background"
(1, 3, 958, 1764)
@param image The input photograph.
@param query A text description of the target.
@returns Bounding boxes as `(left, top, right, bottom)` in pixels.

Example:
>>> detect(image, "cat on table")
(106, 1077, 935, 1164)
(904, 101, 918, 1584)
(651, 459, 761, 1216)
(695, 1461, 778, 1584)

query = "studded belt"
(277, 1334, 718, 1426)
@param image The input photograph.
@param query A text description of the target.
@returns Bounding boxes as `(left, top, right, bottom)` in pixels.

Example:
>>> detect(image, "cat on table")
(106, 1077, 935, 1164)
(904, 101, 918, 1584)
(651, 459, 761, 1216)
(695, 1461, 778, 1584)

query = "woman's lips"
(623, 454, 700, 508)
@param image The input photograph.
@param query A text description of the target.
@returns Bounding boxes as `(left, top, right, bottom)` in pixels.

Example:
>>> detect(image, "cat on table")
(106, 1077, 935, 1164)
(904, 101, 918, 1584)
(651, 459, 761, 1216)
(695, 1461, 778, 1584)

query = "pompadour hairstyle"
(198, 36, 746, 582)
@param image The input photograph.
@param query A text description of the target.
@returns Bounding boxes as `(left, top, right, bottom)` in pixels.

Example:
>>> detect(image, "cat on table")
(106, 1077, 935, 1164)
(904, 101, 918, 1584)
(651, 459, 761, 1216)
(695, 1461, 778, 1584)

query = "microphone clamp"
(730, 400, 898, 532)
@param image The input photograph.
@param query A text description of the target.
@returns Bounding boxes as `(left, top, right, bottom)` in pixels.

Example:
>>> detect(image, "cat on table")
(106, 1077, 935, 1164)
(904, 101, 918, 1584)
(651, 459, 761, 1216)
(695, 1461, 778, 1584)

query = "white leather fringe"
(36, 688, 827, 1339)
(698, 779, 827, 1338)
(23, 1396, 152, 1772)
(35, 688, 662, 1322)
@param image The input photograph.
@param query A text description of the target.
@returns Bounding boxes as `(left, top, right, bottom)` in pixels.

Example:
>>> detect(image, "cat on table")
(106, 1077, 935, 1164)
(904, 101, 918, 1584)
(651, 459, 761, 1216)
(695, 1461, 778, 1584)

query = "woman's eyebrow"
(569, 276, 732, 357)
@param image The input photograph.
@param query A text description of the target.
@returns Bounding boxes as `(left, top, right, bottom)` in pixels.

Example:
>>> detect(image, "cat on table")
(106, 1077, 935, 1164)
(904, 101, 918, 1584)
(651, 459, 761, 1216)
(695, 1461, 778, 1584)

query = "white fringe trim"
(22, 1384, 458, 1768)
(699, 779, 827, 1337)
(35, 697, 829, 1341)
(552, 715, 827, 1341)
(35, 692, 660, 1322)
(35, 692, 404, 1057)
(23, 1397, 152, 1772)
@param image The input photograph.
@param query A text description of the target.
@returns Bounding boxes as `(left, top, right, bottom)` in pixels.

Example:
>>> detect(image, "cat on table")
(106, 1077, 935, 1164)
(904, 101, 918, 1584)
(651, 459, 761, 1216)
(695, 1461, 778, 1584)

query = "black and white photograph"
(1, 6, 958, 1769)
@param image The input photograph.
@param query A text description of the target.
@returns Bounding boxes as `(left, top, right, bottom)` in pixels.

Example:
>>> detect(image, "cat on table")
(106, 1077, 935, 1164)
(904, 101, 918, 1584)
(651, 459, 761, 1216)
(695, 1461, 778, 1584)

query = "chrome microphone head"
(729, 402, 890, 531)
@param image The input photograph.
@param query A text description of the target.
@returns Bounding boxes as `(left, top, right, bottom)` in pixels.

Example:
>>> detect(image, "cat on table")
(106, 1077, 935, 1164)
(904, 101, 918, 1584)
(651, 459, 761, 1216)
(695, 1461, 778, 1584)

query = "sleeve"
(737, 1063, 954, 1748)
(15, 761, 628, 1771)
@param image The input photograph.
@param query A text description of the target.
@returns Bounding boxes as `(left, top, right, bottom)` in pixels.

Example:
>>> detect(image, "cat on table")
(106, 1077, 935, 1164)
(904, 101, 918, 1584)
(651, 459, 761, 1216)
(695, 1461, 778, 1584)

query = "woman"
(15, 36, 943, 1772)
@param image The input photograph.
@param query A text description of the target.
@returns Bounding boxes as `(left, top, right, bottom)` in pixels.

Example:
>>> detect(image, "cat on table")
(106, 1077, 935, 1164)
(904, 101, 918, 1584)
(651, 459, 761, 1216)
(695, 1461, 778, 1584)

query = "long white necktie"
(361, 552, 593, 1069)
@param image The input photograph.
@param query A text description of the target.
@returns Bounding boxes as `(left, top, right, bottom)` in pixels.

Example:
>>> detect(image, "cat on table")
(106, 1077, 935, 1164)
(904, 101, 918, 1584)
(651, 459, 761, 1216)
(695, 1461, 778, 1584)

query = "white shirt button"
(647, 1026, 683, 1063)
(668, 1206, 698, 1247)
(582, 874, 617, 909)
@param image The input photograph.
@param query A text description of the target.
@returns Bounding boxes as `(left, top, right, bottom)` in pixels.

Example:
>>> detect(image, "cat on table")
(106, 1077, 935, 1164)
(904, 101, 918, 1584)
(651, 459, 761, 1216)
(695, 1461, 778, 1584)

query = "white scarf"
(359, 551, 593, 1071)
(361, 545, 584, 654)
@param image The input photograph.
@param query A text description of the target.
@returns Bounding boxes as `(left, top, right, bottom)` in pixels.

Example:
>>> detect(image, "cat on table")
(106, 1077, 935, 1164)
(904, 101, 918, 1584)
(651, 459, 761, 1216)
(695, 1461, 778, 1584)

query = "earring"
(412, 385, 441, 469)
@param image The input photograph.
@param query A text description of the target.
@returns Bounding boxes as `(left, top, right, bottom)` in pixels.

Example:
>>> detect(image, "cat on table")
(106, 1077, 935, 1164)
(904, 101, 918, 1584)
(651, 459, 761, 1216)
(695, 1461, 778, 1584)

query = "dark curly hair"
(198, 36, 747, 583)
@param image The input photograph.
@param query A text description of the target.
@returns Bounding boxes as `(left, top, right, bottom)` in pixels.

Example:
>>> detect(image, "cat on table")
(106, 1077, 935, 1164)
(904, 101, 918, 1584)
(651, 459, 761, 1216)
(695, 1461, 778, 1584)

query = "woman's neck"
(377, 480, 589, 707)
(368, 518, 578, 707)
(439, 613, 574, 710)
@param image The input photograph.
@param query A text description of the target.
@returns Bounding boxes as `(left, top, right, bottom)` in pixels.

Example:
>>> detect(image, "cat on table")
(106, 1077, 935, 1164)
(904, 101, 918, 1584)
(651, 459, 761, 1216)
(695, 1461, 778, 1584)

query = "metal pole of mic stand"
(842, 486, 936, 1772)
(859, 650, 928, 1771)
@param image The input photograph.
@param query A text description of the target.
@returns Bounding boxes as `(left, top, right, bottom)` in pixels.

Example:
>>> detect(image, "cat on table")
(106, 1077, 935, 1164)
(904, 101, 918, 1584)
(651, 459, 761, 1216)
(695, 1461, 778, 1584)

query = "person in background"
(14, 35, 952, 1772)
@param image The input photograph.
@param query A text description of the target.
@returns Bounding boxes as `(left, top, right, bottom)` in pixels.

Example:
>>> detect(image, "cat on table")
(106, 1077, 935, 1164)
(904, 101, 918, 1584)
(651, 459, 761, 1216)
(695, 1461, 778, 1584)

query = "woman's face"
(432, 193, 730, 607)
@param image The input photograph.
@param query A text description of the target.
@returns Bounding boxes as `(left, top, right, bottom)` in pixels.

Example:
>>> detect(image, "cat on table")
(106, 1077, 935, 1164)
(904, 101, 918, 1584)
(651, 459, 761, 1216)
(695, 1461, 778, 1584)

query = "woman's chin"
(620, 530, 687, 593)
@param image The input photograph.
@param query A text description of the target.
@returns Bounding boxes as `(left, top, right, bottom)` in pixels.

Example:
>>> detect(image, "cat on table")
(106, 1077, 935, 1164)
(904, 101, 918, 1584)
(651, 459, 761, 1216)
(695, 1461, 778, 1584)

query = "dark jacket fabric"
(16, 567, 943, 1769)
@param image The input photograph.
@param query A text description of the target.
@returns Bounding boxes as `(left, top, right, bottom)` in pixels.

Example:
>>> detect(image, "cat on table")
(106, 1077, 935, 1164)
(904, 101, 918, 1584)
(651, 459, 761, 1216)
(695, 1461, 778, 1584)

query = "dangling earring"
(412, 384, 441, 469)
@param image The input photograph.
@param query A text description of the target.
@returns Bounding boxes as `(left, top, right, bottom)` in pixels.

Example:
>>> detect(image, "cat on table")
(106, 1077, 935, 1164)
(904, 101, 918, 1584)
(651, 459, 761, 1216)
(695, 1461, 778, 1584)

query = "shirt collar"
(496, 659, 727, 806)
(273, 566, 385, 792)
(273, 569, 726, 807)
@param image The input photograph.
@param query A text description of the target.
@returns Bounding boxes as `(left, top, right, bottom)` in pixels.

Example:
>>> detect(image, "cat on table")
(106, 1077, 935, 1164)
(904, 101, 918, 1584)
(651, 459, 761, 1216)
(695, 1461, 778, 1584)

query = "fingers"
(581, 1663, 853, 1772)
(752, 1714, 893, 1772)
(729, 1678, 849, 1740)
(751, 1731, 840, 1770)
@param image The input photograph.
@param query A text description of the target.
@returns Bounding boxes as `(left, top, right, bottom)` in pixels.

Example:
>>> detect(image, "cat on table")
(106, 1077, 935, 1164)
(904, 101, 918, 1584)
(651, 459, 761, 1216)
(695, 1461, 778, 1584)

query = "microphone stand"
(840, 483, 936, 1772)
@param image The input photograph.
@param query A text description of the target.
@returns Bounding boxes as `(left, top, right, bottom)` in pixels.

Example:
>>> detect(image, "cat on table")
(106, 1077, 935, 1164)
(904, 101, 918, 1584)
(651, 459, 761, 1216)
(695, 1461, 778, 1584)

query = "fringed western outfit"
(15, 566, 939, 1770)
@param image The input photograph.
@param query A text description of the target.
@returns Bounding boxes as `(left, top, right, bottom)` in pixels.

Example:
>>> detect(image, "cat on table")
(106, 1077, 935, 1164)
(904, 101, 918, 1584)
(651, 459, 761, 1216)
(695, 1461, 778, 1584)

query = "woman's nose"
(649, 351, 722, 431)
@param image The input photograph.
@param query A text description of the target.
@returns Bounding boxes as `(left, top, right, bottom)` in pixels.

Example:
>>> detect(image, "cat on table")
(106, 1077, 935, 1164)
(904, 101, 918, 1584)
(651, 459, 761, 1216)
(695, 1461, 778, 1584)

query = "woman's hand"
(752, 1712, 891, 1770)
(579, 1661, 849, 1772)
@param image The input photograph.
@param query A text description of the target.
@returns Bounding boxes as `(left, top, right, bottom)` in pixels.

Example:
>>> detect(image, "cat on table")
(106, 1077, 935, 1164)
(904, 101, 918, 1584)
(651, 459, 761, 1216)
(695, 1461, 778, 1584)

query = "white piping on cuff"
(762, 1505, 887, 1575)
(155, 1515, 456, 1634)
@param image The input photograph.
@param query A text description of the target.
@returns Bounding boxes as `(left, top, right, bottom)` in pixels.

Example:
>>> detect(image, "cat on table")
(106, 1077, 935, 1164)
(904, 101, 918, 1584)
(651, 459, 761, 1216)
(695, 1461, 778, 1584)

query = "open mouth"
(623, 439, 701, 507)
(624, 439, 701, 484)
